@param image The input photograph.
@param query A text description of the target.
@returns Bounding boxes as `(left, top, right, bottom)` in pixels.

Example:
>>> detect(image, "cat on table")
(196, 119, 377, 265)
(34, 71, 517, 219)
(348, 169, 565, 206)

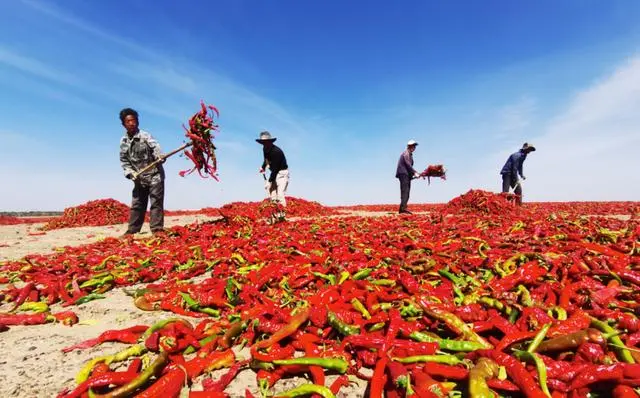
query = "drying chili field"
(1, 193, 639, 398)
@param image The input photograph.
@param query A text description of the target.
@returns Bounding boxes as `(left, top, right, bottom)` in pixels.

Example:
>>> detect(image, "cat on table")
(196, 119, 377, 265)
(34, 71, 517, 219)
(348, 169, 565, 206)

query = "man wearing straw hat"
(500, 142, 536, 205)
(395, 139, 421, 214)
(256, 131, 289, 213)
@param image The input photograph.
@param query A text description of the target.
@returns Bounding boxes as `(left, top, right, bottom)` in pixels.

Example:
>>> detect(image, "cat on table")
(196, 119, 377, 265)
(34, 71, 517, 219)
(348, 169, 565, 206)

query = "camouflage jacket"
(120, 130, 164, 184)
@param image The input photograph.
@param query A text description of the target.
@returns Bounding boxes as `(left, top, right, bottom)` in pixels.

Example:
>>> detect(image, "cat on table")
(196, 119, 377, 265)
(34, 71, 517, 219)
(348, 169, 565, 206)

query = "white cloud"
(493, 96, 536, 139)
(471, 56, 640, 201)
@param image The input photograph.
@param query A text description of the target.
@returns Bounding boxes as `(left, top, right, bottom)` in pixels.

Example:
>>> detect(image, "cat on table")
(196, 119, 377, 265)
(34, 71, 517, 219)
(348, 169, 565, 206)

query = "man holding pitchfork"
(119, 108, 166, 236)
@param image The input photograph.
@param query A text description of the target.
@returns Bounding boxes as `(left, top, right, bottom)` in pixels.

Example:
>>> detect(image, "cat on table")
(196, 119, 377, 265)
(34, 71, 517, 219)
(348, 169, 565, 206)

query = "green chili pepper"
(477, 297, 516, 318)
(312, 272, 336, 285)
(338, 271, 350, 284)
(421, 307, 493, 349)
(140, 318, 192, 342)
(527, 323, 551, 353)
(371, 279, 396, 287)
(179, 292, 221, 317)
(327, 311, 360, 336)
(368, 322, 386, 332)
(372, 302, 393, 311)
(184, 335, 217, 355)
(469, 357, 499, 398)
(76, 293, 105, 305)
(350, 298, 371, 319)
(547, 307, 567, 321)
(400, 301, 422, 318)
(590, 317, 635, 363)
(353, 268, 373, 280)
(18, 302, 49, 313)
(237, 264, 263, 274)
(275, 384, 336, 398)
(392, 354, 462, 366)
(409, 331, 485, 352)
(513, 350, 551, 397)
(97, 351, 170, 397)
(516, 285, 533, 307)
(273, 357, 348, 373)
(79, 274, 114, 289)
(76, 344, 147, 384)
(439, 267, 465, 287)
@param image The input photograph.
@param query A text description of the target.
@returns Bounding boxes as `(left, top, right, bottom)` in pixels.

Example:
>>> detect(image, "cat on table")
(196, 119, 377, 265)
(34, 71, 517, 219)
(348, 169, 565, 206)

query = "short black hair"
(119, 108, 139, 123)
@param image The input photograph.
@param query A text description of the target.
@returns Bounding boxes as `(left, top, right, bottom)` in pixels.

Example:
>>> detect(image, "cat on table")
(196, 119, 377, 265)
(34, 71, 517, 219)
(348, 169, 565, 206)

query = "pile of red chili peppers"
(1, 194, 640, 397)
(41, 199, 130, 231)
(179, 101, 220, 180)
(0, 215, 54, 225)
(444, 190, 520, 215)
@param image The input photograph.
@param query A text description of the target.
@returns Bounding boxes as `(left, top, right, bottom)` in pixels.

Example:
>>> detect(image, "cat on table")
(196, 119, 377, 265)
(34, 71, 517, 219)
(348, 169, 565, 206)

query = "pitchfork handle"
(132, 142, 193, 180)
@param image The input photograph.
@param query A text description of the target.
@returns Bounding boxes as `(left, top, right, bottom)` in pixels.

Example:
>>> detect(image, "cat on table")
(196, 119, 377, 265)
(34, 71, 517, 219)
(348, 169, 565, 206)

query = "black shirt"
(261, 144, 288, 182)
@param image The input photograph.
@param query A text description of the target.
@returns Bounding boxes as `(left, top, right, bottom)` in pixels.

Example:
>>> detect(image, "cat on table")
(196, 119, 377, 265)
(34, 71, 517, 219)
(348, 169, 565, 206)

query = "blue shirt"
(500, 150, 527, 177)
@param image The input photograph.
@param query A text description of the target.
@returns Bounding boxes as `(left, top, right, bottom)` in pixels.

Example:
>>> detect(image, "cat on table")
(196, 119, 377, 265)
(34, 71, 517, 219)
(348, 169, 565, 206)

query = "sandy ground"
(0, 214, 370, 398)
(0, 214, 220, 262)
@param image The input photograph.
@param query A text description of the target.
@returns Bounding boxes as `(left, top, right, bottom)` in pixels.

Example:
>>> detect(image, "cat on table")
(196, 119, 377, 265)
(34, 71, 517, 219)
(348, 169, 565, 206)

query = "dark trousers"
(398, 174, 411, 212)
(501, 174, 522, 204)
(127, 180, 164, 233)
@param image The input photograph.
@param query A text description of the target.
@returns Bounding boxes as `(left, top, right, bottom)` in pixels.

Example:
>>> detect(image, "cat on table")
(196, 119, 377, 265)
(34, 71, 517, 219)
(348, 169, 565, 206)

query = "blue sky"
(1, 0, 639, 211)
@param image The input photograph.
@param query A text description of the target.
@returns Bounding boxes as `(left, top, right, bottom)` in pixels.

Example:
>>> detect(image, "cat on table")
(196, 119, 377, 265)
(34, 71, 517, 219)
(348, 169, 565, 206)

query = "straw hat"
(256, 131, 277, 143)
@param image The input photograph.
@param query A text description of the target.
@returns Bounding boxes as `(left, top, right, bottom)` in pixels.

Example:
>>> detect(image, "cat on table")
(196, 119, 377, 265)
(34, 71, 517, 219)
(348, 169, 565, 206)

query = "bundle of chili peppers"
(179, 101, 220, 180)
(419, 164, 447, 184)
(1, 197, 640, 397)
(41, 199, 130, 231)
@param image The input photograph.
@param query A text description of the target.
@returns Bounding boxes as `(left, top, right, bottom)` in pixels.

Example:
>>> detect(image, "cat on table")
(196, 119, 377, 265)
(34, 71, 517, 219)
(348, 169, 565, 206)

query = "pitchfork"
(131, 142, 193, 180)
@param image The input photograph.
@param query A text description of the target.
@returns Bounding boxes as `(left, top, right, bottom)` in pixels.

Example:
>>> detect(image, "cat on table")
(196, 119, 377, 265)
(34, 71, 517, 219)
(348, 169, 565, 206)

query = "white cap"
(407, 139, 418, 146)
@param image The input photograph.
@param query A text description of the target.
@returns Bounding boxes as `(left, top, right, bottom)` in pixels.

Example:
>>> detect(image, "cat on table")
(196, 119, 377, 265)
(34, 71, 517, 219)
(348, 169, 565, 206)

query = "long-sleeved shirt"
(500, 150, 527, 178)
(261, 144, 288, 182)
(395, 150, 417, 178)
(120, 130, 164, 183)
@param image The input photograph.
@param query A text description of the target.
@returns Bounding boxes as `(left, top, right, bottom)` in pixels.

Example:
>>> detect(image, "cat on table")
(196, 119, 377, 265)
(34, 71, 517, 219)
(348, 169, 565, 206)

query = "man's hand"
(259, 168, 265, 174)
(413, 172, 421, 179)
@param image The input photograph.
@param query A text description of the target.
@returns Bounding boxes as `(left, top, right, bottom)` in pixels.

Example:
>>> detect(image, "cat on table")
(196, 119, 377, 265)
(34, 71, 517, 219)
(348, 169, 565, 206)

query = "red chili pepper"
(202, 359, 247, 392)
(613, 385, 639, 398)
(476, 350, 547, 398)
(7, 282, 35, 312)
(62, 325, 148, 352)
(329, 375, 350, 395)
(369, 357, 388, 398)
(53, 311, 79, 326)
(0, 313, 51, 325)
(253, 306, 310, 350)
(59, 372, 138, 398)
(570, 363, 624, 390)
(422, 363, 468, 379)
(188, 391, 227, 398)
(136, 368, 185, 398)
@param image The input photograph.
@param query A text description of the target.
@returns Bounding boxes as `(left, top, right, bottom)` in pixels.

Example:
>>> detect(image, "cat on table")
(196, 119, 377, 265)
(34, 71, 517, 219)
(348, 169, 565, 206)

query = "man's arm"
(517, 154, 525, 178)
(510, 154, 519, 178)
(119, 139, 135, 178)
